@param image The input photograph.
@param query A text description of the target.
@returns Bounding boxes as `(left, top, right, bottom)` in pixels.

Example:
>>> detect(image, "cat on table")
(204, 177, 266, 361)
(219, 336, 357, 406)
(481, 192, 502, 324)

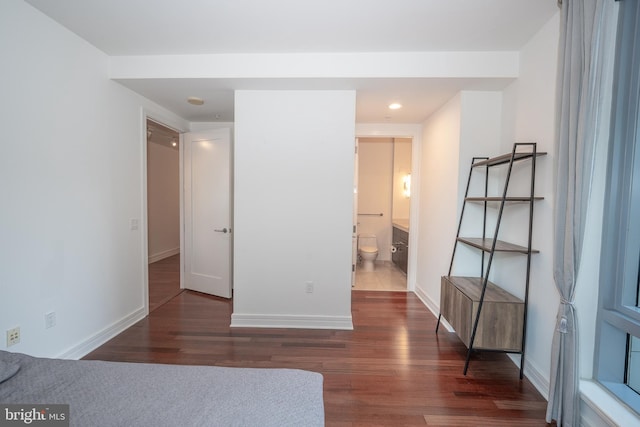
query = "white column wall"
(231, 90, 355, 329)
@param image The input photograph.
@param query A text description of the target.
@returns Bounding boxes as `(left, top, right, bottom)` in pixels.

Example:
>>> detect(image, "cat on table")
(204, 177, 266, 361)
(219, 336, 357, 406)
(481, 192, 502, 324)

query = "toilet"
(358, 234, 379, 271)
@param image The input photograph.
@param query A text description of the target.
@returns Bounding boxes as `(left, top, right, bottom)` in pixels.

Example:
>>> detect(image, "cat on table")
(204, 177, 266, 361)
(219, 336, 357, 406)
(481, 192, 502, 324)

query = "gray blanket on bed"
(0, 351, 324, 427)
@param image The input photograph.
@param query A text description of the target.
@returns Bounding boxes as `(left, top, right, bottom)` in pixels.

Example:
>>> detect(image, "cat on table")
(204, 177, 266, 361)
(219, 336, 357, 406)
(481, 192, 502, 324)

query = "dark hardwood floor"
(84, 290, 551, 426)
(148, 254, 182, 313)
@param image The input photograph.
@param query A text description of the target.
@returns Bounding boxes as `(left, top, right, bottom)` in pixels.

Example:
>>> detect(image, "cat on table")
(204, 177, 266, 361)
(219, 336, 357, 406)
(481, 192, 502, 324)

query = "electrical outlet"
(6, 327, 20, 347)
(305, 281, 314, 293)
(45, 311, 56, 329)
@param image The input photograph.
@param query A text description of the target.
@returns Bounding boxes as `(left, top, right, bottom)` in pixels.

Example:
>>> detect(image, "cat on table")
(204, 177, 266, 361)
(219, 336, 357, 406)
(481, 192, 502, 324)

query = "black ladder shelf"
(435, 142, 545, 378)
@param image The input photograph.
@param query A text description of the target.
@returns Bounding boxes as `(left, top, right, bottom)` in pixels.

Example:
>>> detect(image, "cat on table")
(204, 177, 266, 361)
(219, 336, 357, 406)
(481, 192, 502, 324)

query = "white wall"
(231, 90, 355, 329)
(358, 139, 393, 261)
(0, 0, 188, 358)
(415, 95, 462, 310)
(415, 91, 502, 311)
(147, 141, 180, 263)
(457, 91, 503, 265)
(496, 12, 560, 393)
(189, 122, 235, 132)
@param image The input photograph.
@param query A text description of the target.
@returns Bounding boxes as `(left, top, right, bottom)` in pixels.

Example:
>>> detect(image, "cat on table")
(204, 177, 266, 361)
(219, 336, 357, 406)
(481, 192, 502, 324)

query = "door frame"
(352, 138, 359, 287)
(141, 108, 188, 315)
(354, 124, 422, 292)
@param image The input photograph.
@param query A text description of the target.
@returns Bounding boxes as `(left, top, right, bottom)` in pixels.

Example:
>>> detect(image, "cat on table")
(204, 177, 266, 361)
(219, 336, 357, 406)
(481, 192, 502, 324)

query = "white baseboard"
(506, 353, 550, 399)
(148, 247, 179, 264)
(414, 285, 438, 316)
(413, 285, 453, 332)
(230, 313, 353, 330)
(56, 307, 146, 360)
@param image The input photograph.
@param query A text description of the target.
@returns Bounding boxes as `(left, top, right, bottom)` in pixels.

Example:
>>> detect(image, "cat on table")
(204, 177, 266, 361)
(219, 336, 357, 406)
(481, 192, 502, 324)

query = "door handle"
(214, 227, 229, 233)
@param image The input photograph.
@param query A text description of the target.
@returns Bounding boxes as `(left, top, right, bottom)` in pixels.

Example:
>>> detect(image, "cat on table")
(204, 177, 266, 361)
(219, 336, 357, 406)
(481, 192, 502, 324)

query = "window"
(628, 336, 640, 394)
(595, 0, 640, 413)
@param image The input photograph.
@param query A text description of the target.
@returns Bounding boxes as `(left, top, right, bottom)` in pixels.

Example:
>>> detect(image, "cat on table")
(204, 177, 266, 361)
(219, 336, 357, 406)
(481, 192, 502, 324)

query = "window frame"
(595, 0, 640, 413)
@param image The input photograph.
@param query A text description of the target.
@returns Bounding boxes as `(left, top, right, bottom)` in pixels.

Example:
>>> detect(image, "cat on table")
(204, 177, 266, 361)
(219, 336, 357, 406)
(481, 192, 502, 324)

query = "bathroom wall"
(392, 138, 412, 220)
(147, 140, 180, 263)
(357, 139, 394, 261)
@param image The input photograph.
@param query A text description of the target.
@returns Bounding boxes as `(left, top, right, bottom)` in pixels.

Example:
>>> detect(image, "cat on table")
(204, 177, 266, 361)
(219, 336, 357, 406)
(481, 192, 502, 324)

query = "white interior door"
(352, 138, 359, 287)
(183, 128, 232, 298)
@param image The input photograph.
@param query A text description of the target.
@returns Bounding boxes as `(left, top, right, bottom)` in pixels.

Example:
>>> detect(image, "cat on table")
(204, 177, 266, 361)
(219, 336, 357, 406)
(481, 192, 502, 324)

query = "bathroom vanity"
(392, 220, 409, 274)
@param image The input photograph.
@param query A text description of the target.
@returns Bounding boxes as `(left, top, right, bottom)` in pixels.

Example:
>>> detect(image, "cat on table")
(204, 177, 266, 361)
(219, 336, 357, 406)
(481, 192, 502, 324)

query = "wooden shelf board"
(472, 151, 547, 168)
(457, 237, 539, 254)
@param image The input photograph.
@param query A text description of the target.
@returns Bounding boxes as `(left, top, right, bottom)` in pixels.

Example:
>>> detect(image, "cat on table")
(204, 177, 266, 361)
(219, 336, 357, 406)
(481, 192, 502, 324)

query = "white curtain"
(546, 0, 618, 425)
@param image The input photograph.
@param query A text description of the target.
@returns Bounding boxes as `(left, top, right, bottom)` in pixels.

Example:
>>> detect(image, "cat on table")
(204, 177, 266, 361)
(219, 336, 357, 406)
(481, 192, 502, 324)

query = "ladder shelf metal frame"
(435, 142, 544, 379)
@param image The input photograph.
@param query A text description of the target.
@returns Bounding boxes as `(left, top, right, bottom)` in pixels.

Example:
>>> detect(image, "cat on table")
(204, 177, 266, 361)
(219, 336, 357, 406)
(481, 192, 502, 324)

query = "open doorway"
(146, 119, 182, 311)
(353, 137, 412, 291)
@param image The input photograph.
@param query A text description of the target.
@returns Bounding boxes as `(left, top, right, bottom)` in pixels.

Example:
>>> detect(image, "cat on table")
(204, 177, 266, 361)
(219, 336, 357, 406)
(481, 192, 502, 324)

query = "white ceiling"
(24, 0, 559, 124)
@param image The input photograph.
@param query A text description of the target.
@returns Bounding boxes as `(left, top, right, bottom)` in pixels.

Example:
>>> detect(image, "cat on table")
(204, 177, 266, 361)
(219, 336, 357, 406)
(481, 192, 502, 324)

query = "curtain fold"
(546, 1, 618, 425)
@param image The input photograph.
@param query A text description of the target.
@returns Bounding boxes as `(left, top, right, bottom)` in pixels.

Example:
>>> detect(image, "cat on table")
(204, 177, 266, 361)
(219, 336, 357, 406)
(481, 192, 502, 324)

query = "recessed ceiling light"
(388, 103, 402, 110)
(187, 97, 204, 106)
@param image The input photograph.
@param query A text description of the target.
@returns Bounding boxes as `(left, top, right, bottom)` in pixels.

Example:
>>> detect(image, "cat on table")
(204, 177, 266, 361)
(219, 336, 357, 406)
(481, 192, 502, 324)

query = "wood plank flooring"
(84, 290, 552, 426)
(148, 254, 182, 312)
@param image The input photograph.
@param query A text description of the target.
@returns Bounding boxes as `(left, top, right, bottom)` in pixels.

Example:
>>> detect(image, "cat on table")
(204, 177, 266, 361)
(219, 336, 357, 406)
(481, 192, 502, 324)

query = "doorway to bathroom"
(353, 137, 412, 291)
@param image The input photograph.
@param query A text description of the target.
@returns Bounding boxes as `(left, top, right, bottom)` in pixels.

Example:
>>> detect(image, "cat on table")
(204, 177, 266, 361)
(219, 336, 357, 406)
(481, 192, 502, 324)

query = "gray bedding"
(0, 350, 324, 427)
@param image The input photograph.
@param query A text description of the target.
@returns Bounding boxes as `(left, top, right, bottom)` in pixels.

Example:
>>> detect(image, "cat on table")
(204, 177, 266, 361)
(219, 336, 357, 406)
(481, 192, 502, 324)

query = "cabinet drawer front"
(441, 276, 524, 352)
(440, 277, 473, 347)
(473, 301, 524, 351)
(393, 227, 408, 243)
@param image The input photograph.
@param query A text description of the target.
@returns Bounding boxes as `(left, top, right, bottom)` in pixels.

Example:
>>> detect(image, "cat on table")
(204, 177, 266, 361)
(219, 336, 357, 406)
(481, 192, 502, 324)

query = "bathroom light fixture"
(389, 103, 402, 110)
(171, 138, 177, 147)
(187, 96, 204, 105)
(403, 174, 411, 198)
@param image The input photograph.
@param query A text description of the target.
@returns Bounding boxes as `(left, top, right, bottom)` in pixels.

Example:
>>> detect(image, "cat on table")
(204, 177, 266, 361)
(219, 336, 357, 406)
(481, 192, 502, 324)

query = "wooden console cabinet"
(440, 276, 524, 352)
